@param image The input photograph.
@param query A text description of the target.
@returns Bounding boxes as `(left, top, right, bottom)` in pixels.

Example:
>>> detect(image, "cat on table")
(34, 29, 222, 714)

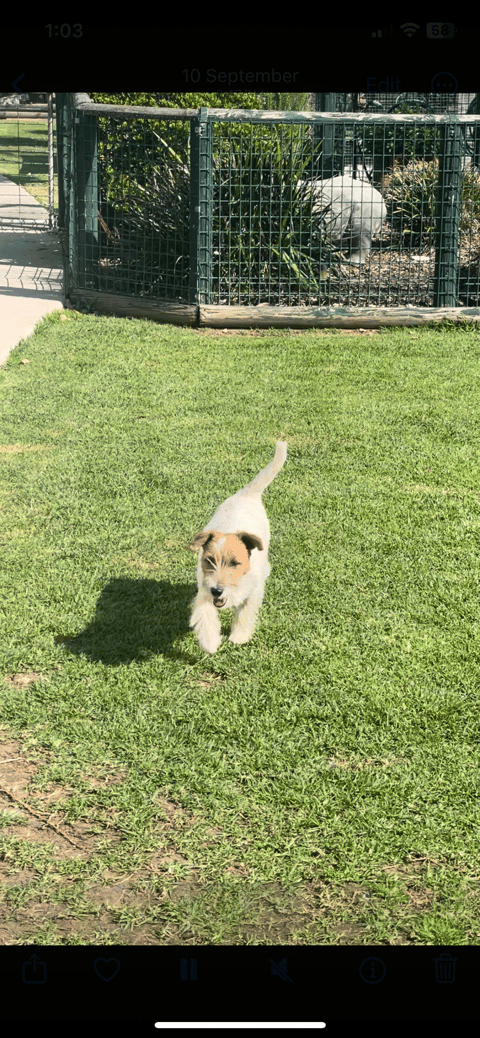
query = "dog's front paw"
(228, 629, 252, 646)
(198, 633, 222, 653)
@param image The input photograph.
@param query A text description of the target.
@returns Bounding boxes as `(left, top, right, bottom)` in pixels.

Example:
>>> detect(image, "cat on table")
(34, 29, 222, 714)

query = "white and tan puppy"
(189, 441, 287, 653)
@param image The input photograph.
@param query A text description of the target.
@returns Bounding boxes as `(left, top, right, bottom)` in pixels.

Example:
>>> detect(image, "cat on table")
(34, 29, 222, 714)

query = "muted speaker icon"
(269, 957, 292, 982)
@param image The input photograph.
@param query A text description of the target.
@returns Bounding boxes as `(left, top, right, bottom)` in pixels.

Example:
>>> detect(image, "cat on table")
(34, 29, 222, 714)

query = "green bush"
(459, 164, 480, 242)
(364, 104, 441, 184)
(381, 158, 480, 251)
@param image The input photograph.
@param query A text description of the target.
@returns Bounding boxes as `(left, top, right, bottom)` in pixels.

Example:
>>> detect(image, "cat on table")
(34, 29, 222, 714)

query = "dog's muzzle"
(211, 588, 226, 609)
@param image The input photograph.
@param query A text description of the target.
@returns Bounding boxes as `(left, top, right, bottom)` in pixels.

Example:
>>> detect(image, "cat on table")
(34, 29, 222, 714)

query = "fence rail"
(58, 93, 480, 327)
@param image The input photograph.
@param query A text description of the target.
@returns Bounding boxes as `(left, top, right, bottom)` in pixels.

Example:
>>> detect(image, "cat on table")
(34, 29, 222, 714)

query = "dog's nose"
(211, 587, 224, 598)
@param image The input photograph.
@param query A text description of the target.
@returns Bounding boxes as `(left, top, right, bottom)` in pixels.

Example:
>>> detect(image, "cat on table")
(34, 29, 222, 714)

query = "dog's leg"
(229, 581, 266, 645)
(190, 592, 222, 653)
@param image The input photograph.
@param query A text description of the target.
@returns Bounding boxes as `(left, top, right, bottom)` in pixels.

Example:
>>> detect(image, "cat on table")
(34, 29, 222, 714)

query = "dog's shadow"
(55, 577, 195, 664)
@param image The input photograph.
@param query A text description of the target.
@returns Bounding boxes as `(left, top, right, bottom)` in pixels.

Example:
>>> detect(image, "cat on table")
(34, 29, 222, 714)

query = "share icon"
(269, 958, 292, 982)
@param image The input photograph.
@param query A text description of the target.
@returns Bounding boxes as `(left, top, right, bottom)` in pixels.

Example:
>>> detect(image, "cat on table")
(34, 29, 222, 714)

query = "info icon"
(359, 957, 386, 984)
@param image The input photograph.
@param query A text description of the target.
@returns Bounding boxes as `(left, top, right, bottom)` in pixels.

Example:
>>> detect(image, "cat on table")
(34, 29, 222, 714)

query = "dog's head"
(189, 530, 263, 608)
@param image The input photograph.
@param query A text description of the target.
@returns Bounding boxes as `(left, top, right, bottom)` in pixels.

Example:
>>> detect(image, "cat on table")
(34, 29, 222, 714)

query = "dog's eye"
(229, 560, 240, 566)
(204, 557, 216, 567)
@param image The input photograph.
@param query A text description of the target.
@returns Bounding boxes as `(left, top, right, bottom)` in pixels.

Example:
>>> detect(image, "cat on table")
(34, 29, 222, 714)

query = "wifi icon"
(400, 22, 420, 37)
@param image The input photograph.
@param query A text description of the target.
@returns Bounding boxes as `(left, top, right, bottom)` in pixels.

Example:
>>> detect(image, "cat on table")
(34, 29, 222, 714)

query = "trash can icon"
(433, 953, 457, 983)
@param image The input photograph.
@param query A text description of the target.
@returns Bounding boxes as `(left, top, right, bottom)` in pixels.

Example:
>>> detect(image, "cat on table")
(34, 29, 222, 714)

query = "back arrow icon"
(11, 74, 25, 93)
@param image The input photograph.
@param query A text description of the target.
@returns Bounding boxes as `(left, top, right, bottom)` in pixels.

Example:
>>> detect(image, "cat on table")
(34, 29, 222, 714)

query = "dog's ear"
(189, 531, 213, 552)
(237, 532, 264, 553)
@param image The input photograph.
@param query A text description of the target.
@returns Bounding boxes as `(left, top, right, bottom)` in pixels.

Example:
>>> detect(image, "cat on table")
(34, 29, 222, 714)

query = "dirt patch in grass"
(0, 706, 425, 945)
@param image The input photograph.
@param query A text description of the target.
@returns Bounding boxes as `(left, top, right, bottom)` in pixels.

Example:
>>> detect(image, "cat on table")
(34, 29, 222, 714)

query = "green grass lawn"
(1, 312, 480, 945)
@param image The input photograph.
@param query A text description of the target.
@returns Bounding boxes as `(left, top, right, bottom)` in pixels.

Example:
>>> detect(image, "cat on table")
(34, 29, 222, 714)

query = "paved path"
(0, 173, 64, 366)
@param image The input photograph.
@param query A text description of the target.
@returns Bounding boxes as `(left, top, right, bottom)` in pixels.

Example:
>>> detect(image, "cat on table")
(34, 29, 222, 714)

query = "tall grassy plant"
(95, 121, 191, 299)
(212, 123, 327, 303)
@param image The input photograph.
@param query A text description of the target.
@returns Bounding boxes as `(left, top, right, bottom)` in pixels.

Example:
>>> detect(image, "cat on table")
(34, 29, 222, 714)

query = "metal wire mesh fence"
(0, 94, 56, 229)
(59, 94, 480, 324)
(95, 112, 191, 300)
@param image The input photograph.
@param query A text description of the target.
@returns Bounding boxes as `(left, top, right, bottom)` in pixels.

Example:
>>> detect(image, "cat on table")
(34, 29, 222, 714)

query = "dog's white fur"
(189, 441, 287, 653)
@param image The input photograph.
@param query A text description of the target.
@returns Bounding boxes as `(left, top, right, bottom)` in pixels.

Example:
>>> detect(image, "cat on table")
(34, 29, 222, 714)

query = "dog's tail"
(240, 440, 287, 497)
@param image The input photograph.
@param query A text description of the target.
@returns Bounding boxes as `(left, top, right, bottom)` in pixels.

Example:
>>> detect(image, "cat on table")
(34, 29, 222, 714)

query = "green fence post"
(433, 115, 463, 308)
(189, 114, 199, 304)
(189, 107, 213, 305)
(74, 105, 99, 289)
(55, 93, 67, 231)
(313, 94, 337, 177)
(57, 94, 75, 299)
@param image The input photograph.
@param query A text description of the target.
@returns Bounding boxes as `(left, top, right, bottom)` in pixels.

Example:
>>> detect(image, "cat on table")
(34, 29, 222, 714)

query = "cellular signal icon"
(400, 22, 420, 37)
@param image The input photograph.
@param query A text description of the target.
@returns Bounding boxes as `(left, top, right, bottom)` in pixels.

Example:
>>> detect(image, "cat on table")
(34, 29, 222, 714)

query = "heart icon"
(93, 957, 121, 981)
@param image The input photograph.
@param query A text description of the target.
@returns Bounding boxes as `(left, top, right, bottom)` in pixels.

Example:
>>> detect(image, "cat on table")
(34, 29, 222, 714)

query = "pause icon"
(180, 957, 197, 980)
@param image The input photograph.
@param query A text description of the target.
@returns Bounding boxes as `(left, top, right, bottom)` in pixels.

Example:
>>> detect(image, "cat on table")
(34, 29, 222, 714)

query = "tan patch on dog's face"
(189, 530, 263, 608)
(201, 534, 250, 588)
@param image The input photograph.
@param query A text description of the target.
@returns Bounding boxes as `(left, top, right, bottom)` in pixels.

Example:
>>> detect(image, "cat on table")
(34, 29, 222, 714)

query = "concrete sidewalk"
(0, 173, 64, 366)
